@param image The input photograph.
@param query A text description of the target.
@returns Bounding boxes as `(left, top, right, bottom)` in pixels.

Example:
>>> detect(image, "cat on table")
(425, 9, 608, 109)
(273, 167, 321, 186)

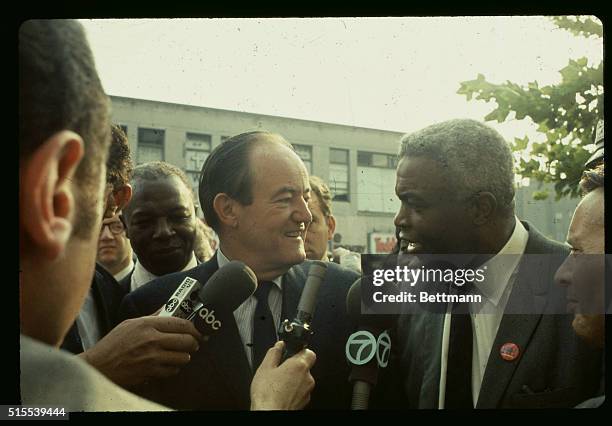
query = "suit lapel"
(205, 310, 252, 408)
(91, 272, 113, 334)
(422, 311, 444, 408)
(476, 225, 551, 408)
(187, 256, 252, 407)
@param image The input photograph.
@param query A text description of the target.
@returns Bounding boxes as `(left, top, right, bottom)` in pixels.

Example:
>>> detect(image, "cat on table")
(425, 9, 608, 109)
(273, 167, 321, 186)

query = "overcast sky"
(80, 16, 602, 143)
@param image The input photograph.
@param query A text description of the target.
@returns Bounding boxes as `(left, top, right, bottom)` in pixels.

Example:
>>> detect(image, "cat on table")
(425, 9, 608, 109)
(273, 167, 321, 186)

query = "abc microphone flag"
(159, 261, 257, 336)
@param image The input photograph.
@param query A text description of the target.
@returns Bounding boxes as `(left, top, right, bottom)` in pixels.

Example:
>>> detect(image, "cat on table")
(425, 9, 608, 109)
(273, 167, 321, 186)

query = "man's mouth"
(152, 246, 182, 254)
(399, 233, 424, 254)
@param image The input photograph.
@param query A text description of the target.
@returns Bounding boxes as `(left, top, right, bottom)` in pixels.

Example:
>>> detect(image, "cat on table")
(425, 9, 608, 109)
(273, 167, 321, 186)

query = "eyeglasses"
(100, 219, 125, 235)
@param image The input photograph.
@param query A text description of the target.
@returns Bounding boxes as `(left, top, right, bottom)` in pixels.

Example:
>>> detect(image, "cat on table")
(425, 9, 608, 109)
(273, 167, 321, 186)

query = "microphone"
(278, 260, 328, 362)
(159, 261, 258, 337)
(345, 277, 396, 410)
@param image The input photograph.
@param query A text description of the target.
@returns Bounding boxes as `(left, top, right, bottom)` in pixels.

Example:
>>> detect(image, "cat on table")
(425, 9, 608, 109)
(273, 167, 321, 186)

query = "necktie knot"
(254, 281, 273, 301)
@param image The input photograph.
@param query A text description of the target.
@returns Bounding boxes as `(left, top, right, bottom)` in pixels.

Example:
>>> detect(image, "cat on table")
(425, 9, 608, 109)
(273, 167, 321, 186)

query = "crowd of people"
(18, 19, 605, 412)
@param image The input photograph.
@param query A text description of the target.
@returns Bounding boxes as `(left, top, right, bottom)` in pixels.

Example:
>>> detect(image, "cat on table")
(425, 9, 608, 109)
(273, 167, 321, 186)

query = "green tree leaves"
(457, 16, 603, 199)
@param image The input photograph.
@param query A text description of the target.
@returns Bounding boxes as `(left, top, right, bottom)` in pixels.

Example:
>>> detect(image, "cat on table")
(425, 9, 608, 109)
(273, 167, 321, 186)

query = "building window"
(329, 148, 349, 202)
(356, 151, 399, 213)
(293, 144, 312, 174)
(137, 128, 165, 164)
(185, 132, 212, 191)
(357, 151, 398, 169)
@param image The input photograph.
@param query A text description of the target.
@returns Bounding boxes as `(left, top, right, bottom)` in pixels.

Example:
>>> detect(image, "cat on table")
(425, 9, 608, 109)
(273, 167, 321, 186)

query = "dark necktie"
(252, 281, 277, 371)
(444, 302, 474, 409)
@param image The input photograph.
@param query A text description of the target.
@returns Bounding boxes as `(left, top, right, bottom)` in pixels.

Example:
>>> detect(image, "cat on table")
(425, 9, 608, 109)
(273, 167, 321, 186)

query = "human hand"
(78, 315, 202, 387)
(250, 341, 316, 410)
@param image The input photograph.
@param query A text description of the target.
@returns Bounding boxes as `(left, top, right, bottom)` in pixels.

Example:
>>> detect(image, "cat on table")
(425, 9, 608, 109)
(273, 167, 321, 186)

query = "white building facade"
(111, 96, 577, 253)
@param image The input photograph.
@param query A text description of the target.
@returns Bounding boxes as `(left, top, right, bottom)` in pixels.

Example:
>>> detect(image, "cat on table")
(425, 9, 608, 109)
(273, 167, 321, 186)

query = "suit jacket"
(61, 263, 128, 354)
(118, 257, 359, 410)
(377, 222, 603, 409)
(21, 335, 168, 411)
(117, 271, 132, 296)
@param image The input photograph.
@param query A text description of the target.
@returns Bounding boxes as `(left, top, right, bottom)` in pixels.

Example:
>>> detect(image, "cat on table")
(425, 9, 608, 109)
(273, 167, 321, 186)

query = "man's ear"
(20, 130, 84, 261)
(326, 214, 337, 240)
(212, 193, 239, 228)
(111, 184, 133, 216)
(470, 192, 497, 226)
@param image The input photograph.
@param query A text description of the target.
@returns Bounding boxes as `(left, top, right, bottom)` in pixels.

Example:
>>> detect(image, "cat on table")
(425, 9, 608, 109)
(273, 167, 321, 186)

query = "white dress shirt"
(130, 253, 198, 292)
(216, 249, 283, 369)
(438, 217, 529, 408)
(113, 259, 134, 282)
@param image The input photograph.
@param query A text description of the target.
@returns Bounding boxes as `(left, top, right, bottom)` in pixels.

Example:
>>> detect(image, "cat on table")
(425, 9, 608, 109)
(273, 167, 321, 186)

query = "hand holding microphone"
(81, 261, 257, 388)
(250, 341, 317, 410)
(278, 261, 327, 362)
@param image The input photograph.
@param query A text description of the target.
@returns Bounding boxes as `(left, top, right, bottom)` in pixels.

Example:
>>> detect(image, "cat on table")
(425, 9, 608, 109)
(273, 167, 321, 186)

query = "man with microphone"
(119, 131, 359, 410)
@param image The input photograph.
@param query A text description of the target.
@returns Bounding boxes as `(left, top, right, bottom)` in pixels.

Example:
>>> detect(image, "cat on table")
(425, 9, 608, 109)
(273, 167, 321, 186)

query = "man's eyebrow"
(396, 191, 426, 202)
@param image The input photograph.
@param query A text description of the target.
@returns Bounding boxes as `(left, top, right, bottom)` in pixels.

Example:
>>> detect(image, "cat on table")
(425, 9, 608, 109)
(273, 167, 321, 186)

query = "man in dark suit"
(119, 131, 359, 410)
(378, 119, 602, 409)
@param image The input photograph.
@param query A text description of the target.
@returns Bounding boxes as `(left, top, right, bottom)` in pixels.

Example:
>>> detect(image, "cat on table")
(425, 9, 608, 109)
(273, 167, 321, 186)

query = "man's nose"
(153, 218, 174, 238)
(294, 197, 313, 225)
(99, 225, 115, 240)
(394, 205, 411, 229)
(554, 256, 573, 288)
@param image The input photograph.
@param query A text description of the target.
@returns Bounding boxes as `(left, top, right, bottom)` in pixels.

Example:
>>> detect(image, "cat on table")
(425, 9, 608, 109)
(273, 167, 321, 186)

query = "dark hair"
(309, 175, 333, 217)
(199, 131, 293, 231)
(107, 124, 133, 189)
(580, 163, 604, 195)
(19, 19, 110, 238)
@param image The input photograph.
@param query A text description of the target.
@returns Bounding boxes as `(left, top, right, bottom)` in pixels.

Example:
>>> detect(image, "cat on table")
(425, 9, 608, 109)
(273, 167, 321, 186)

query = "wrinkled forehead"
(249, 140, 310, 187)
(133, 175, 192, 201)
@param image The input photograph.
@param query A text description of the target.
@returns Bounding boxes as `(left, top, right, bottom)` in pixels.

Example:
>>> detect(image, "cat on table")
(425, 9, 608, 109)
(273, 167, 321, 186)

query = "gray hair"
(398, 119, 515, 210)
(125, 161, 196, 215)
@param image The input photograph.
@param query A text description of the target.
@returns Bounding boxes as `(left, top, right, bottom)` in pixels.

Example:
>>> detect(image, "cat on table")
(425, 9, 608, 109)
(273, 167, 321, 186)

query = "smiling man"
(121, 162, 199, 292)
(119, 131, 359, 410)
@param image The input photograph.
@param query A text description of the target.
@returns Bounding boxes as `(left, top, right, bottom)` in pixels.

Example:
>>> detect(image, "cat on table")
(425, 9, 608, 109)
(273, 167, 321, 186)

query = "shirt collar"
(216, 249, 283, 290)
(473, 217, 529, 306)
(113, 259, 135, 282)
(131, 253, 198, 292)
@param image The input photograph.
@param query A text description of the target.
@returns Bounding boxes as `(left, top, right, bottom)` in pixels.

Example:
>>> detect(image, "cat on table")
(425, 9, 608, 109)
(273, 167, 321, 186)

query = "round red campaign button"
(500, 342, 520, 361)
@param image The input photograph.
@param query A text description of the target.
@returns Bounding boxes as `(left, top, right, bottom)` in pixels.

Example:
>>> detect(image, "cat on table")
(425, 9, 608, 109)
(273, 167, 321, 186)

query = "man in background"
(306, 175, 361, 272)
(120, 161, 199, 292)
(97, 213, 134, 282)
(304, 175, 336, 262)
(555, 163, 605, 408)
